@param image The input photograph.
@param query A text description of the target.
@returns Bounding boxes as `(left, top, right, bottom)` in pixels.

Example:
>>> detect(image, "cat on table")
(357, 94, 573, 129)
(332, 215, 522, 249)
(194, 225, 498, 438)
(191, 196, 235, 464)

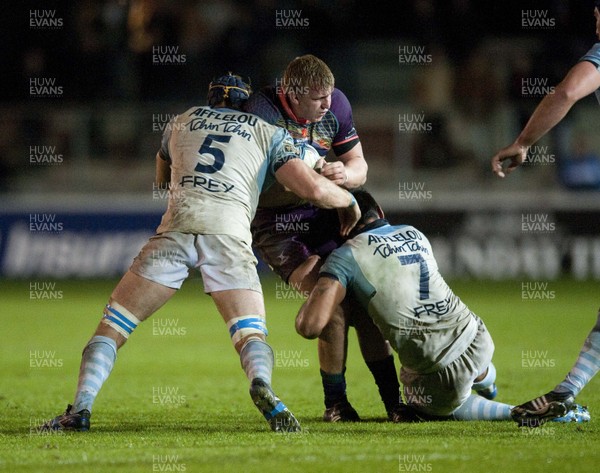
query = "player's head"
(352, 189, 384, 229)
(283, 55, 334, 123)
(207, 73, 252, 110)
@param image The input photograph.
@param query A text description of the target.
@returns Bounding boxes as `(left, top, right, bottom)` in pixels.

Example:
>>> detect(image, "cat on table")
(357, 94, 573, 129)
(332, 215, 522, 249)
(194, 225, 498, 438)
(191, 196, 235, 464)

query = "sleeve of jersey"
(579, 43, 600, 105)
(157, 119, 175, 163)
(330, 89, 360, 157)
(269, 128, 301, 173)
(580, 43, 600, 69)
(320, 246, 356, 289)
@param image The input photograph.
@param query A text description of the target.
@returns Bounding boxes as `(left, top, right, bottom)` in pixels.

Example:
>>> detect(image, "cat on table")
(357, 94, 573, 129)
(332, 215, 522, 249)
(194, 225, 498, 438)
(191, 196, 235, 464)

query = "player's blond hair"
(283, 54, 335, 94)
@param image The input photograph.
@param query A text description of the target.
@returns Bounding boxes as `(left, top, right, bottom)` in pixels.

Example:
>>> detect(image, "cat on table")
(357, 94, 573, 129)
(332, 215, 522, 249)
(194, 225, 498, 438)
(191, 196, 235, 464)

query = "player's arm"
(155, 153, 171, 187)
(319, 143, 368, 189)
(155, 117, 174, 186)
(296, 276, 346, 339)
(275, 159, 360, 236)
(492, 61, 600, 177)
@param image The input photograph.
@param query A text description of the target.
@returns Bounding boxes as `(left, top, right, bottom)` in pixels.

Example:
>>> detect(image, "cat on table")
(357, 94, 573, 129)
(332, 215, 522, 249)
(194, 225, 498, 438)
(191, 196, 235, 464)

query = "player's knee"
(295, 315, 320, 339)
(227, 315, 268, 352)
(289, 255, 322, 294)
(100, 301, 142, 343)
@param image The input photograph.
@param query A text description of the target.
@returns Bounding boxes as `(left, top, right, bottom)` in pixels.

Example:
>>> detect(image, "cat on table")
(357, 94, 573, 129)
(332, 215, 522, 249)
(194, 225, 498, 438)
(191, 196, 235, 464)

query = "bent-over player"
(41, 74, 360, 433)
(296, 190, 589, 426)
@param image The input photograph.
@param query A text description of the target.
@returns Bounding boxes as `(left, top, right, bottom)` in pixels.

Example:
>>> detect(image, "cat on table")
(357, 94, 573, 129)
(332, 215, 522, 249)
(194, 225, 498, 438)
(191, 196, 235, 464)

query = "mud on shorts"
(399, 315, 495, 417)
(129, 232, 262, 294)
(251, 204, 343, 282)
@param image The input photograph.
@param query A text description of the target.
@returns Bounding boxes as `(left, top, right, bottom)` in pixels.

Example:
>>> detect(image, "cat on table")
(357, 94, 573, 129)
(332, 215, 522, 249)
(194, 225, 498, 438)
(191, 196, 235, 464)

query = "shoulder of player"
(330, 88, 353, 110)
(579, 42, 600, 67)
(244, 87, 281, 122)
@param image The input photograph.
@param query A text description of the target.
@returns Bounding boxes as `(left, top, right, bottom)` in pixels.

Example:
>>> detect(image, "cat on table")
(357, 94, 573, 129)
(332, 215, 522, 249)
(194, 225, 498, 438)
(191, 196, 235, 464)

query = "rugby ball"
(299, 143, 322, 170)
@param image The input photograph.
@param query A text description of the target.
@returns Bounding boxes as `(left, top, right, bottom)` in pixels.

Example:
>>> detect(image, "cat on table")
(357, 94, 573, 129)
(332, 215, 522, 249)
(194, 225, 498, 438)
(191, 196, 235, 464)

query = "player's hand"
(337, 203, 361, 237)
(320, 161, 348, 186)
(491, 142, 528, 178)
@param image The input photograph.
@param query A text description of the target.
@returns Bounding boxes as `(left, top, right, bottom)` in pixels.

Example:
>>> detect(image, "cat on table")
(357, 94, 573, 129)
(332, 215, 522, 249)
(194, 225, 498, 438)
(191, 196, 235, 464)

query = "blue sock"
(240, 340, 273, 385)
(320, 369, 347, 408)
(555, 311, 600, 397)
(452, 394, 512, 421)
(72, 335, 117, 413)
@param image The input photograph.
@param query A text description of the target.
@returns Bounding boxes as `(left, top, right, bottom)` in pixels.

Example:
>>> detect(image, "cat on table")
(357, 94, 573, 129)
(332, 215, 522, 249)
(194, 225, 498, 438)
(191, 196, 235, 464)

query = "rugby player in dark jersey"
(246, 55, 402, 421)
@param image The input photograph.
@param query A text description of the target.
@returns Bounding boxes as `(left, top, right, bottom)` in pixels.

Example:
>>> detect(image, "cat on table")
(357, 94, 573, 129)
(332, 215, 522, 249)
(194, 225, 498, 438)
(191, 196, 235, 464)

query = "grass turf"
(0, 276, 599, 472)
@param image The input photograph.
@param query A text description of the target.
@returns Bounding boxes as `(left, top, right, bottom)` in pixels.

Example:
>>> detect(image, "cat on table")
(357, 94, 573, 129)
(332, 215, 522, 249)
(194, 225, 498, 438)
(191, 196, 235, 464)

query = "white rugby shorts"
(399, 315, 494, 417)
(130, 232, 262, 293)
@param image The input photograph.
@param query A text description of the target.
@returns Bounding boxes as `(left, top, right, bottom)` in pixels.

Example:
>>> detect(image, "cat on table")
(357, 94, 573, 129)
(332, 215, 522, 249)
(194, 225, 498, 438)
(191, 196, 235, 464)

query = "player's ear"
(287, 89, 300, 105)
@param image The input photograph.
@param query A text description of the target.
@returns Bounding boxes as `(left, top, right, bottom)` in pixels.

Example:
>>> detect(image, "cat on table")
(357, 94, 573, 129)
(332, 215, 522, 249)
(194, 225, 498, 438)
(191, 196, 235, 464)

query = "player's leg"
(288, 257, 359, 422)
(346, 299, 401, 420)
(41, 233, 187, 431)
(200, 234, 300, 432)
(41, 271, 177, 431)
(517, 308, 600, 411)
(210, 288, 300, 432)
(472, 362, 498, 400)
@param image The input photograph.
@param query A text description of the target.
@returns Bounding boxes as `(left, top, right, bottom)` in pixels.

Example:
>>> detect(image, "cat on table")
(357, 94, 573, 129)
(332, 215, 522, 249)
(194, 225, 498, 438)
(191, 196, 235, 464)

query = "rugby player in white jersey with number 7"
(41, 73, 360, 433)
(297, 190, 589, 426)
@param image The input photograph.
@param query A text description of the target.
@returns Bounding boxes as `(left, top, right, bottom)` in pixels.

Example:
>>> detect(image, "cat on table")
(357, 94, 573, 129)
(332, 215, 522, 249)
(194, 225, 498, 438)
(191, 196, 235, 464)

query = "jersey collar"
(277, 90, 310, 125)
(349, 218, 389, 239)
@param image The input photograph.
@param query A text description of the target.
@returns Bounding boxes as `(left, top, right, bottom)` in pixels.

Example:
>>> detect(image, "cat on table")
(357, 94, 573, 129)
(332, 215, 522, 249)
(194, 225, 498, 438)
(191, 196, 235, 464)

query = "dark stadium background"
(2, 0, 600, 280)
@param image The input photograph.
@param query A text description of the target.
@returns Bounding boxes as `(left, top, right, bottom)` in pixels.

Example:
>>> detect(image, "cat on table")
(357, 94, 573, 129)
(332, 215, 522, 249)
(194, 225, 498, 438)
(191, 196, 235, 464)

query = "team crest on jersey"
(283, 142, 299, 154)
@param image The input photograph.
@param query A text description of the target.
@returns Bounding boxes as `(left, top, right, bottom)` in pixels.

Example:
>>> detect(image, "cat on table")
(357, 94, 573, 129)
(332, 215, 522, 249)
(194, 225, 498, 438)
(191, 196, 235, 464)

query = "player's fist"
(320, 161, 348, 186)
(337, 202, 361, 237)
(491, 143, 528, 178)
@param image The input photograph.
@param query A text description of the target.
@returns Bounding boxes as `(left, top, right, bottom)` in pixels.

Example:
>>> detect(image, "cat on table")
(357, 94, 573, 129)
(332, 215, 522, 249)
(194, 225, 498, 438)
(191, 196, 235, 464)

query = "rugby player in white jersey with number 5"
(41, 73, 360, 433)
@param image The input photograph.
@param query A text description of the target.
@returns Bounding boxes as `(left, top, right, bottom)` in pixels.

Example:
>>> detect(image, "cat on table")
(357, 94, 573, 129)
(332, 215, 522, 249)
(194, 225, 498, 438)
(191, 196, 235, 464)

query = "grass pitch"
(1, 276, 599, 472)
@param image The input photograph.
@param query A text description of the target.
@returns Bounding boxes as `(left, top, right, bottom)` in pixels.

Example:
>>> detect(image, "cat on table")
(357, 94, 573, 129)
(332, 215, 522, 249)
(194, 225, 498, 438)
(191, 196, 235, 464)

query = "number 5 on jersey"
(195, 134, 231, 173)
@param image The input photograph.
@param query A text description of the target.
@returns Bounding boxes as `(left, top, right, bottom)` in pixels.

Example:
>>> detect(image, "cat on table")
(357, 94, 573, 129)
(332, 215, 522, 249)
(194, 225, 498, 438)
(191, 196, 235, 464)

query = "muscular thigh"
(251, 205, 342, 282)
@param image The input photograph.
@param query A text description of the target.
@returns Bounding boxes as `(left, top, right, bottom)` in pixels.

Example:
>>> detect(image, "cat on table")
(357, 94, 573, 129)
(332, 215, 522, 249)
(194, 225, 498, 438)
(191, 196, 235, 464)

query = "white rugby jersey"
(156, 106, 299, 241)
(321, 220, 478, 374)
(580, 42, 600, 105)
